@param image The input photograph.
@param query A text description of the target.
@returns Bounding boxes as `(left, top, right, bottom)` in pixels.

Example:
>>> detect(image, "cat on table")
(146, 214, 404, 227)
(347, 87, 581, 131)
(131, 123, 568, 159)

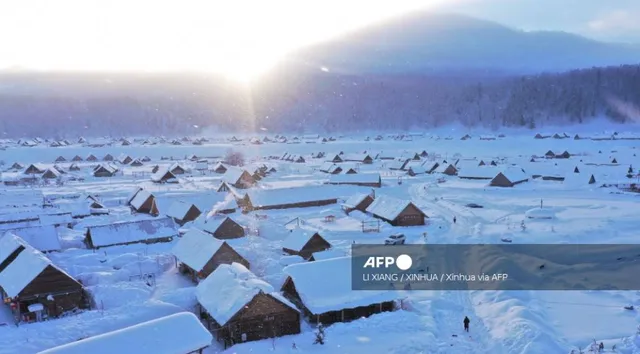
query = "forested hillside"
(0, 64, 639, 137)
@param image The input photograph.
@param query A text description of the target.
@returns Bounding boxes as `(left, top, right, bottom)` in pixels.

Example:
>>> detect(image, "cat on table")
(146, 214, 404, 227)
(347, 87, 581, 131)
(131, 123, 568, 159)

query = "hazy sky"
(442, 0, 640, 43)
(0, 0, 638, 80)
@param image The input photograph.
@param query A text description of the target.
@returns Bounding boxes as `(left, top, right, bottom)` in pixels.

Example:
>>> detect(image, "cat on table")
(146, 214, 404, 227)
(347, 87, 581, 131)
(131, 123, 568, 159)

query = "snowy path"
(409, 183, 506, 353)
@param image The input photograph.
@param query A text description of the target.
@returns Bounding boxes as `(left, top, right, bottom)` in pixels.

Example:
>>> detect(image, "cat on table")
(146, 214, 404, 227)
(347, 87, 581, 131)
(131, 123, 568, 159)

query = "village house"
(281, 257, 399, 325)
(151, 168, 178, 184)
(86, 154, 98, 162)
(457, 165, 500, 180)
(41, 168, 61, 180)
(433, 163, 458, 176)
(343, 153, 374, 164)
(387, 158, 411, 171)
(212, 162, 228, 174)
(166, 200, 202, 226)
(2, 224, 61, 252)
(55, 156, 66, 163)
(127, 188, 160, 216)
(326, 173, 382, 188)
(366, 195, 427, 226)
(490, 167, 530, 187)
(222, 167, 256, 189)
(282, 229, 332, 260)
(129, 158, 144, 167)
(0, 234, 87, 321)
(327, 154, 343, 163)
(342, 193, 375, 214)
(170, 163, 187, 175)
(71, 155, 83, 162)
(200, 216, 245, 239)
(242, 186, 340, 211)
(119, 155, 133, 165)
(84, 217, 178, 248)
(407, 166, 427, 176)
(93, 163, 118, 177)
(172, 228, 249, 282)
(196, 263, 300, 348)
(39, 312, 213, 354)
(103, 154, 114, 161)
(24, 163, 47, 175)
(319, 162, 342, 174)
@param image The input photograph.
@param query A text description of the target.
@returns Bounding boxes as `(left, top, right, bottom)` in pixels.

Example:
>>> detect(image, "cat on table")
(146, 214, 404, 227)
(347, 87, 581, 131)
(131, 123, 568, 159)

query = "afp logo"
(363, 254, 412, 271)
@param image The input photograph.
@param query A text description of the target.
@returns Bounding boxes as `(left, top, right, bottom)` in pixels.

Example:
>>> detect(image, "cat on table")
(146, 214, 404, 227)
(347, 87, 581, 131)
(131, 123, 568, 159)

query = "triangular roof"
(172, 229, 225, 272)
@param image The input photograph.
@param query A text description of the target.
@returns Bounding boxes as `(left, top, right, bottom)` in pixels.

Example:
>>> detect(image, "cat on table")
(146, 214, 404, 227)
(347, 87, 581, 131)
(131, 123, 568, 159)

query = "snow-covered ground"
(1, 132, 640, 354)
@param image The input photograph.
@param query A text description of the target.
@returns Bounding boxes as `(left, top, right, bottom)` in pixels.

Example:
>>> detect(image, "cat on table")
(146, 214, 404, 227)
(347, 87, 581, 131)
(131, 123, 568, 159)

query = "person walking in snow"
(463, 316, 470, 332)
(453, 216, 457, 224)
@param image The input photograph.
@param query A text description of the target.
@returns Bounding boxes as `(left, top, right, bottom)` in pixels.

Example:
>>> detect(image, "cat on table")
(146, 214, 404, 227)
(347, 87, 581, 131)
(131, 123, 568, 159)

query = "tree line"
(0, 64, 639, 138)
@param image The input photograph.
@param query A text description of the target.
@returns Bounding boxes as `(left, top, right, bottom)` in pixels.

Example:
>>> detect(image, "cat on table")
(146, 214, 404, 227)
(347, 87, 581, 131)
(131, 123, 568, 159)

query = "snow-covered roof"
(150, 168, 176, 182)
(283, 257, 399, 314)
(500, 166, 529, 183)
(196, 263, 296, 325)
(2, 224, 61, 252)
(38, 212, 73, 226)
(0, 189, 45, 209)
(366, 195, 423, 221)
(245, 186, 344, 208)
(0, 234, 53, 298)
(343, 193, 370, 209)
(166, 200, 198, 220)
(222, 166, 248, 184)
(172, 228, 224, 272)
(311, 249, 345, 261)
(282, 229, 322, 252)
(327, 173, 380, 184)
(408, 166, 427, 174)
(86, 217, 178, 248)
(129, 189, 153, 209)
(37, 312, 213, 354)
(342, 153, 371, 162)
(457, 166, 500, 179)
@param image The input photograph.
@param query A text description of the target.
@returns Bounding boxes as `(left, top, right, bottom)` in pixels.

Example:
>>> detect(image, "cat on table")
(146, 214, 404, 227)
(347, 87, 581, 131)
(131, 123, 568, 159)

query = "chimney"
(370, 188, 375, 199)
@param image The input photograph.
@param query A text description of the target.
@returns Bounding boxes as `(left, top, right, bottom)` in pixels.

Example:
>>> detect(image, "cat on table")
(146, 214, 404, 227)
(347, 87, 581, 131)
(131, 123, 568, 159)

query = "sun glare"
(0, 0, 439, 82)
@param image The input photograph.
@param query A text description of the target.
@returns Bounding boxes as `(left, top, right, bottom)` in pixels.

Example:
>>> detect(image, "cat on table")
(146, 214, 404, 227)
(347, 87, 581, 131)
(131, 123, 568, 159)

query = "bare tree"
(224, 149, 245, 166)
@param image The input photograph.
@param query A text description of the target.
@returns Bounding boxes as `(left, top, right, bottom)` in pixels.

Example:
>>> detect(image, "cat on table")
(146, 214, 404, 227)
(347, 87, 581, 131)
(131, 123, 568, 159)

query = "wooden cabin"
(173, 229, 249, 282)
(242, 187, 339, 211)
(127, 188, 160, 216)
(366, 195, 427, 226)
(282, 229, 331, 260)
(84, 217, 178, 249)
(200, 216, 245, 240)
(93, 164, 118, 177)
(222, 167, 255, 189)
(0, 234, 87, 321)
(326, 173, 382, 188)
(166, 201, 202, 226)
(490, 167, 529, 187)
(196, 264, 300, 348)
(281, 257, 398, 325)
(342, 193, 375, 214)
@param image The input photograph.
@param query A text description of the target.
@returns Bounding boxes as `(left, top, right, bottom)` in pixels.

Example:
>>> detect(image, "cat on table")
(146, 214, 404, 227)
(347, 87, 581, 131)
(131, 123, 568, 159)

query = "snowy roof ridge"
(172, 228, 225, 272)
(283, 257, 399, 314)
(366, 195, 422, 221)
(0, 233, 65, 298)
(37, 312, 212, 354)
(196, 263, 277, 325)
(282, 229, 322, 252)
(86, 217, 178, 247)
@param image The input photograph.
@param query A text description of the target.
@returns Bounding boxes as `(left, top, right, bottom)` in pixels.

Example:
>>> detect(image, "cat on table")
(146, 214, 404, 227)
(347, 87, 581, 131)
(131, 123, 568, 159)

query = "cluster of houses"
(535, 132, 640, 140)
